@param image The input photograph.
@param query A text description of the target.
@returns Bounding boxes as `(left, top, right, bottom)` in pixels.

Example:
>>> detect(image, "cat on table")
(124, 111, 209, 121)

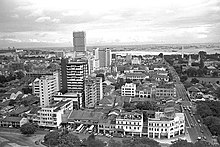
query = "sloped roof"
(68, 110, 103, 122)
(188, 86, 200, 92)
(0, 116, 22, 122)
(10, 106, 30, 115)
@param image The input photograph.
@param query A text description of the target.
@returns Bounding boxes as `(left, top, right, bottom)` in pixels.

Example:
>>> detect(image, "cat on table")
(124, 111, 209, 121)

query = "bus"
(76, 124, 83, 133)
(88, 125, 94, 133)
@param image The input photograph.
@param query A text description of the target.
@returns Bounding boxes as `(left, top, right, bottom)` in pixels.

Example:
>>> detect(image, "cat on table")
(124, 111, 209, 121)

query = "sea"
(1, 43, 220, 55)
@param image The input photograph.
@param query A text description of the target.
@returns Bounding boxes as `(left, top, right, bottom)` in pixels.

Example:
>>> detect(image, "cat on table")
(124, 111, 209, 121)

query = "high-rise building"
(39, 76, 58, 107)
(85, 77, 97, 108)
(61, 58, 89, 107)
(99, 48, 111, 68)
(93, 48, 100, 69)
(96, 76, 103, 105)
(73, 31, 86, 57)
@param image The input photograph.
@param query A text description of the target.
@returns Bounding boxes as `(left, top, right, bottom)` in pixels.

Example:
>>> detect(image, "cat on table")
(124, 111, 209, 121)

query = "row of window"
(117, 121, 141, 126)
(117, 125, 140, 130)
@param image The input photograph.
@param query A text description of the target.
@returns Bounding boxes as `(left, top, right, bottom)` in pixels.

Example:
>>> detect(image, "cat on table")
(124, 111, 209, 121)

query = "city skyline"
(0, 0, 220, 48)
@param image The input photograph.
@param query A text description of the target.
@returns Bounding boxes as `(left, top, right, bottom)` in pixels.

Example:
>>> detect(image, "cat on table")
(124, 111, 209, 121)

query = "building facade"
(121, 83, 136, 97)
(148, 108, 185, 139)
(115, 112, 143, 136)
(73, 31, 86, 57)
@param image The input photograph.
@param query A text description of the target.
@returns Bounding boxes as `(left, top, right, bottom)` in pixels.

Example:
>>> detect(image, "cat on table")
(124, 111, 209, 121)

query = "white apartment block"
(85, 77, 97, 108)
(121, 83, 136, 97)
(36, 100, 73, 128)
(116, 112, 143, 136)
(32, 71, 60, 97)
(39, 76, 58, 107)
(148, 108, 185, 139)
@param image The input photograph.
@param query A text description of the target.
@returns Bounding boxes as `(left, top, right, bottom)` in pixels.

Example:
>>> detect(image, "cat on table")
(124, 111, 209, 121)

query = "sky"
(0, 0, 220, 48)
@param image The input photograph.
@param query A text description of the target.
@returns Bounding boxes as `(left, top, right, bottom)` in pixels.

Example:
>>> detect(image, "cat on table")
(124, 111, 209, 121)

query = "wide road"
(0, 129, 45, 147)
(168, 65, 213, 144)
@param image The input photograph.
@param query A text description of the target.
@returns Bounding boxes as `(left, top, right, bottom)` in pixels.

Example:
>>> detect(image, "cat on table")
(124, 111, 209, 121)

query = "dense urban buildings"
(1, 30, 220, 147)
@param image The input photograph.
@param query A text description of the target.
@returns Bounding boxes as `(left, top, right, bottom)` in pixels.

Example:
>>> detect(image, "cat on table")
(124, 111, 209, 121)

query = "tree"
(108, 138, 122, 147)
(22, 87, 32, 94)
(15, 71, 25, 79)
(58, 133, 81, 147)
(191, 78, 199, 84)
(196, 103, 213, 118)
(9, 99, 16, 106)
(44, 131, 60, 146)
(83, 134, 105, 147)
(212, 71, 219, 77)
(158, 53, 163, 58)
(180, 75, 188, 83)
(20, 123, 36, 135)
(0, 75, 6, 83)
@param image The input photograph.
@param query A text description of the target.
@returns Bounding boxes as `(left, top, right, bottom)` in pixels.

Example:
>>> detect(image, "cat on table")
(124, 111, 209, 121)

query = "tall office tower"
(61, 58, 89, 107)
(95, 76, 103, 105)
(73, 31, 86, 57)
(39, 76, 57, 107)
(93, 48, 100, 69)
(99, 48, 112, 68)
(84, 77, 97, 108)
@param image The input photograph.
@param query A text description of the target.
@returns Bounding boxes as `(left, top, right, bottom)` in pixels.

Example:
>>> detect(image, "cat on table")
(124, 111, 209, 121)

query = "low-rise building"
(0, 116, 28, 128)
(115, 111, 143, 136)
(126, 72, 149, 81)
(156, 84, 176, 98)
(135, 85, 152, 98)
(121, 83, 136, 97)
(36, 100, 73, 128)
(148, 107, 185, 139)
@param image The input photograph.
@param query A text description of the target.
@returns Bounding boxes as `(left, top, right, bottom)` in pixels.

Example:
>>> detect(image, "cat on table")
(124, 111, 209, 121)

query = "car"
(201, 130, 204, 133)
(203, 136, 207, 140)
(198, 120, 201, 123)
(197, 137, 202, 140)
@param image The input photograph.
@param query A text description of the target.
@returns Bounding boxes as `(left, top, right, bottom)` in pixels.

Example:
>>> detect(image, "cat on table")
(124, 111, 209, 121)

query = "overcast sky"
(0, 0, 220, 48)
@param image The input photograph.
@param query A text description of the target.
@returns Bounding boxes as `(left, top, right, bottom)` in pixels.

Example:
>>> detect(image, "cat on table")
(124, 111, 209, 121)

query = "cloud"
(0, 0, 220, 47)
(35, 16, 50, 22)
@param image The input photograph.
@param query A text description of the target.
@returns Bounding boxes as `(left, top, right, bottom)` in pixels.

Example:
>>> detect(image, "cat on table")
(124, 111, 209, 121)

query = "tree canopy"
(20, 123, 37, 135)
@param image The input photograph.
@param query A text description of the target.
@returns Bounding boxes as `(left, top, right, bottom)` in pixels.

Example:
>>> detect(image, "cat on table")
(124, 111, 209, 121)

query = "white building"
(121, 83, 136, 97)
(32, 71, 60, 97)
(53, 92, 82, 109)
(148, 107, 185, 139)
(39, 75, 58, 107)
(116, 112, 143, 136)
(85, 77, 97, 108)
(99, 48, 112, 68)
(37, 100, 73, 128)
(131, 57, 141, 65)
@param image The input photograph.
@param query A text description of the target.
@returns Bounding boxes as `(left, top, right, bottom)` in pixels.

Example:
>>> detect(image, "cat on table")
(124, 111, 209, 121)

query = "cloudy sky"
(0, 0, 220, 48)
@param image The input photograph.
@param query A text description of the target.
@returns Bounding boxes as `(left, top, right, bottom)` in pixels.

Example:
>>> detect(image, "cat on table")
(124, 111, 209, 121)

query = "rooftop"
(68, 110, 103, 122)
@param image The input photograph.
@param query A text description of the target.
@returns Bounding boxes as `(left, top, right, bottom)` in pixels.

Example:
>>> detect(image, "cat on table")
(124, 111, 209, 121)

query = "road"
(168, 65, 213, 144)
(0, 128, 45, 147)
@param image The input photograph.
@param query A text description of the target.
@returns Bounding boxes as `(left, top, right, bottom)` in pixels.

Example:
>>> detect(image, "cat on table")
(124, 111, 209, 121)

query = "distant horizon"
(1, 42, 220, 50)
